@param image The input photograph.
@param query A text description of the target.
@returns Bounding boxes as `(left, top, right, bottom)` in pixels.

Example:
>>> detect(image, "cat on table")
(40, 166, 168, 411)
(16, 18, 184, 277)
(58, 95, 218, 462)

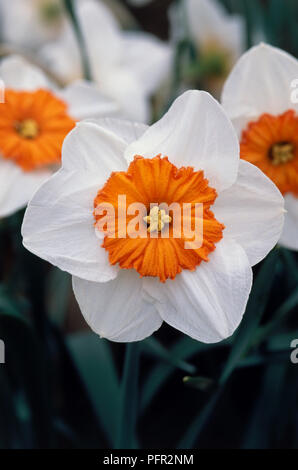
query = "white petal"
(73, 270, 163, 342)
(98, 67, 150, 122)
(221, 43, 298, 136)
(143, 238, 252, 343)
(279, 194, 298, 251)
(122, 32, 173, 95)
(185, 0, 245, 58)
(125, 90, 239, 191)
(76, 0, 122, 68)
(39, 26, 82, 84)
(62, 120, 127, 176)
(0, 159, 51, 218)
(0, 55, 51, 91)
(59, 80, 120, 120)
(87, 117, 148, 145)
(0, 0, 64, 48)
(22, 168, 118, 282)
(213, 160, 285, 266)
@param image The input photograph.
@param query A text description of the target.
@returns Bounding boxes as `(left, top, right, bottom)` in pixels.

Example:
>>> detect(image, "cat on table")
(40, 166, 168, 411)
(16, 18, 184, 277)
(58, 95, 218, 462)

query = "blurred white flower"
(222, 43, 298, 251)
(170, 0, 245, 96)
(22, 90, 284, 343)
(40, 0, 173, 122)
(0, 0, 66, 49)
(0, 55, 119, 217)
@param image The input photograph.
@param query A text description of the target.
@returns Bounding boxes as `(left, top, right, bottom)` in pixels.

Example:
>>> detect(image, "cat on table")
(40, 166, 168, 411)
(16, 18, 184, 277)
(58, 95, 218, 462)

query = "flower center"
(16, 119, 39, 139)
(0, 89, 75, 171)
(240, 110, 298, 196)
(143, 206, 172, 233)
(93, 155, 224, 282)
(269, 142, 295, 165)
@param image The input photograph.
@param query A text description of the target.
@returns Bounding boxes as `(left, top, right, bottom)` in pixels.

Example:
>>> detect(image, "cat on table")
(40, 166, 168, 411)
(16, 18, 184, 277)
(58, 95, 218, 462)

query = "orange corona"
(94, 155, 224, 282)
(0, 89, 75, 171)
(240, 110, 298, 196)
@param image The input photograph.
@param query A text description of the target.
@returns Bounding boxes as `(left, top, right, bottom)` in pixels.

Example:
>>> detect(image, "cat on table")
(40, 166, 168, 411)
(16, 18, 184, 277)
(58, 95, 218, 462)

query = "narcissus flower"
(170, 0, 245, 97)
(0, 0, 66, 49)
(0, 55, 118, 217)
(22, 90, 284, 343)
(40, 0, 172, 122)
(222, 43, 298, 251)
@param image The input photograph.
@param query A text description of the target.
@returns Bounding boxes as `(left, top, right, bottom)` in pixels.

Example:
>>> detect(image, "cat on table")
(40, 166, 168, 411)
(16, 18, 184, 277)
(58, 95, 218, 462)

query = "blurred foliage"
(0, 0, 298, 450)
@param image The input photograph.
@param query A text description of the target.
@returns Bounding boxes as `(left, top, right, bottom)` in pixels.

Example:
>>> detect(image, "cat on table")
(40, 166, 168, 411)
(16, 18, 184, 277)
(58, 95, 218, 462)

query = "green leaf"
(178, 387, 223, 449)
(178, 249, 281, 449)
(183, 375, 214, 392)
(252, 286, 298, 347)
(220, 249, 281, 385)
(242, 362, 287, 448)
(141, 336, 223, 412)
(143, 336, 197, 375)
(116, 342, 141, 449)
(242, 0, 266, 47)
(280, 248, 298, 287)
(46, 268, 71, 328)
(0, 370, 22, 449)
(0, 311, 52, 448)
(66, 331, 120, 446)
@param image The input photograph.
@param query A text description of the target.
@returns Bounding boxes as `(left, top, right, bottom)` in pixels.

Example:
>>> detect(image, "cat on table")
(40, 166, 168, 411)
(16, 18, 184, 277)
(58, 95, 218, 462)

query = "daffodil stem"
(116, 342, 141, 449)
(63, 0, 92, 81)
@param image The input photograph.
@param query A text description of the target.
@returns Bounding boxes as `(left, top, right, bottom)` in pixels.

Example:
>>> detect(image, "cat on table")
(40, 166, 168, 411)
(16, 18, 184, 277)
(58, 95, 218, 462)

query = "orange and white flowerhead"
(0, 55, 118, 218)
(222, 43, 298, 251)
(22, 91, 284, 343)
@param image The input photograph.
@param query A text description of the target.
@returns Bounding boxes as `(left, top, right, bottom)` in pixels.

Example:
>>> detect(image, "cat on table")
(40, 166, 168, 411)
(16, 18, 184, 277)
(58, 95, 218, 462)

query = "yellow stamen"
(270, 142, 295, 165)
(16, 119, 39, 139)
(143, 206, 172, 233)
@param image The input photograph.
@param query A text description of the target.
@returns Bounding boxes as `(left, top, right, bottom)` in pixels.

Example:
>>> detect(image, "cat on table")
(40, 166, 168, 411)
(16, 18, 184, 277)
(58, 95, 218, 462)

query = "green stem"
(63, 0, 92, 80)
(116, 342, 141, 449)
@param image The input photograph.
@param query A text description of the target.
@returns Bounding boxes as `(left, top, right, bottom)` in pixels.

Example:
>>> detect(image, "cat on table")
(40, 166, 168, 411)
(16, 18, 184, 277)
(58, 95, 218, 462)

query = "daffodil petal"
(72, 271, 163, 342)
(125, 90, 239, 192)
(0, 159, 51, 218)
(221, 43, 298, 136)
(0, 55, 51, 91)
(213, 160, 285, 266)
(59, 81, 120, 120)
(90, 118, 148, 145)
(98, 67, 150, 123)
(122, 32, 173, 96)
(22, 168, 118, 283)
(62, 120, 128, 174)
(143, 238, 252, 343)
(279, 194, 298, 251)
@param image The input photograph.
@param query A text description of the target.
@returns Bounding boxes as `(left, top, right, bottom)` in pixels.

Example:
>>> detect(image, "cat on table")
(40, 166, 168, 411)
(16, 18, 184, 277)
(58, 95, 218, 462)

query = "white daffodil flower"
(221, 43, 298, 251)
(22, 90, 284, 343)
(39, 0, 173, 122)
(170, 0, 245, 96)
(0, 55, 119, 218)
(0, 0, 66, 49)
